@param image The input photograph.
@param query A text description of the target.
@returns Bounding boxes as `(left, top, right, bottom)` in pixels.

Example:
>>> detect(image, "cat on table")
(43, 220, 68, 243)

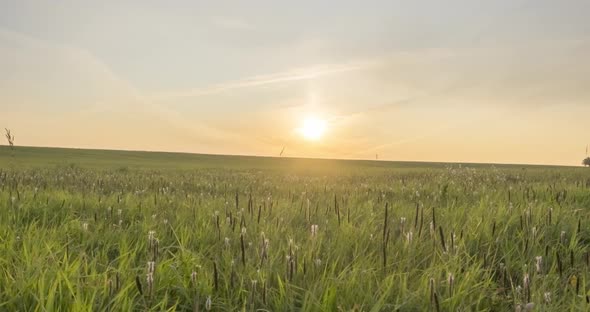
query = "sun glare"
(299, 116, 327, 141)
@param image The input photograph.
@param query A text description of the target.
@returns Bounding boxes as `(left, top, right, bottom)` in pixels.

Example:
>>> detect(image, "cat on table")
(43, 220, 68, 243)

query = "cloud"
(150, 60, 378, 100)
(0, 28, 142, 113)
(209, 16, 255, 30)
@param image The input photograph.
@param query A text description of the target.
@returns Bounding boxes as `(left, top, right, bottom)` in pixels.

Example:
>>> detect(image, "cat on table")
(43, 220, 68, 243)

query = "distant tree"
(584, 157, 590, 167)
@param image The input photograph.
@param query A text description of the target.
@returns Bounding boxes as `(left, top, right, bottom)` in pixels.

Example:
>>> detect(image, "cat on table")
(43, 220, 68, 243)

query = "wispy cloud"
(151, 61, 378, 100)
(0, 27, 142, 113)
(210, 16, 255, 30)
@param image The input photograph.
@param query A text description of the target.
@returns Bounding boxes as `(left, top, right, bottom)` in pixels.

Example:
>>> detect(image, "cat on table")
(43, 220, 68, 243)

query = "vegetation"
(584, 157, 590, 167)
(1, 146, 590, 311)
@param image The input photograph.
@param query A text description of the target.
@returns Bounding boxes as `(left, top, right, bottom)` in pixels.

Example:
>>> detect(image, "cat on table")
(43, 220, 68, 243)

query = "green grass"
(1, 146, 590, 311)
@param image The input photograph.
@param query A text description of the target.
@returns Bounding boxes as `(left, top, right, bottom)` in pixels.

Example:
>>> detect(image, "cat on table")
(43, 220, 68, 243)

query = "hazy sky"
(1, 0, 589, 165)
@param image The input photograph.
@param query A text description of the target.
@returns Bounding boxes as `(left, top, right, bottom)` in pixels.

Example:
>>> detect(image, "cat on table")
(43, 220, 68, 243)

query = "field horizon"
(0, 145, 581, 171)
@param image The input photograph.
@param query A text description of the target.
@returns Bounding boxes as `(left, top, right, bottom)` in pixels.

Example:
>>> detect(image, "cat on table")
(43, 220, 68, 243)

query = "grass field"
(1, 146, 590, 311)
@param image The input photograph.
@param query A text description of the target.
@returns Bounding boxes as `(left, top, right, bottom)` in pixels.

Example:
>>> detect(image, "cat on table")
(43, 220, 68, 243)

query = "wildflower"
(82, 222, 89, 231)
(314, 258, 322, 266)
(241, 227, 247, 235)
(224, 237, 230, 247)
(560, 231, 566, 244)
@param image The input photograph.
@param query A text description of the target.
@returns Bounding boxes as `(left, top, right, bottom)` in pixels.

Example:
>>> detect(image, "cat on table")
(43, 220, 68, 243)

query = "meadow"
(1, 146, 590, 311)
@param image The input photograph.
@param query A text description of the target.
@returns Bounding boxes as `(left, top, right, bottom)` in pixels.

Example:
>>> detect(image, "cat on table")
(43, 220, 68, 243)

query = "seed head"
(523, 273, 530, 289)
(148, 231, 156, 243)
(543, 292, 551, 303)
(406, 231, 413, 243)
(147, 261, 156, 274)
(311, 224, 319, 236)
(447, 273, 454, 286)
(535, 256, 543, 274)
(205, 296, 212, 311)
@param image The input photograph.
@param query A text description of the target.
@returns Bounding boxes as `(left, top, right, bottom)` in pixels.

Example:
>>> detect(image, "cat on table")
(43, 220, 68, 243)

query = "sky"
(1, 0, 589, 166)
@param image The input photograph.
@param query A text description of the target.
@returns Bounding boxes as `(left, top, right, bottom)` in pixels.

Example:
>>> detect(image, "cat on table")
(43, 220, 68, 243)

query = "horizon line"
(0, 144, 582, 169)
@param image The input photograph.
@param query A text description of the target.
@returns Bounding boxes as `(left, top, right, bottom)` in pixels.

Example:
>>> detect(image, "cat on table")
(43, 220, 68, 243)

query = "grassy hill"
(0, 145, 571, 173)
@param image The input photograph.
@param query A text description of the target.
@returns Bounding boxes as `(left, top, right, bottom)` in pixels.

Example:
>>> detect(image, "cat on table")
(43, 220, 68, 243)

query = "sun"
(299, 116, 327, 141)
